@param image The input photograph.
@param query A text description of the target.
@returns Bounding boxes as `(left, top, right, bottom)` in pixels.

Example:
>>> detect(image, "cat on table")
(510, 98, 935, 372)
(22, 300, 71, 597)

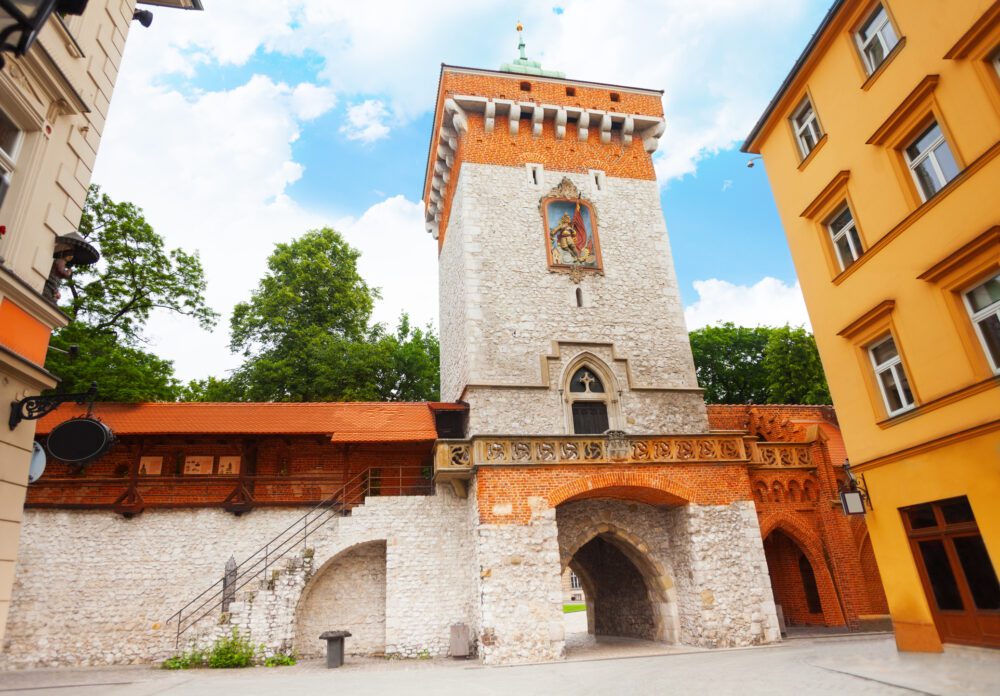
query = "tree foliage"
(195, 228, 440, 402)
(70, 185, 217, 342)
(689, 323, 830, 405)
(46, 186, 217, 401)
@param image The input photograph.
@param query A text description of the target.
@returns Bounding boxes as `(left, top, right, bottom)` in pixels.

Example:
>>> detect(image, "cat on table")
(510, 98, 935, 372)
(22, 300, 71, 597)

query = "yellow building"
(0, 0, 202, 646)
(743, 0, 1000, 651)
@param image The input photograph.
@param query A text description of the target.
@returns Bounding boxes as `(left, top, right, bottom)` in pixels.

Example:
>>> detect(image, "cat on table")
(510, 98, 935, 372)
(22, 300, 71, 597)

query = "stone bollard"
(320, 631, 352, 668)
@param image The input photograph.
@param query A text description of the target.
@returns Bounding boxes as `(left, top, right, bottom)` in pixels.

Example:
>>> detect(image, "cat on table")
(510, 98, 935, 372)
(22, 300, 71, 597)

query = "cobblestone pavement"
(0, 636, 997, 696)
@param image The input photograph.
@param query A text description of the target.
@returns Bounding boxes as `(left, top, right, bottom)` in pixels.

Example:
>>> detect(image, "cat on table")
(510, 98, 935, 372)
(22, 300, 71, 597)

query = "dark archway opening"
(571, 535, 657, 640)
(763, 530, 827, 627)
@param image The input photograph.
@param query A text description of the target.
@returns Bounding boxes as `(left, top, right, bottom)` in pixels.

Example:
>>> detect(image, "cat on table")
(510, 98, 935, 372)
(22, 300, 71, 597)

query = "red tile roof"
(34, 402, 447, 442)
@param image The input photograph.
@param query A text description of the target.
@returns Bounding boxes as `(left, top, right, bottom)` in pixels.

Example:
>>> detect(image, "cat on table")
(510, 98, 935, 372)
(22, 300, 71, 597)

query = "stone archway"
(294, 540, 387, 658)
(557, 501, 680, 645)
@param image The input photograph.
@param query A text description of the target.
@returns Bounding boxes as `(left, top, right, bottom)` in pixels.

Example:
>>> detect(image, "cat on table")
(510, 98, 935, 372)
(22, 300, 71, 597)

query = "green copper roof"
(499, 23, 565, 78)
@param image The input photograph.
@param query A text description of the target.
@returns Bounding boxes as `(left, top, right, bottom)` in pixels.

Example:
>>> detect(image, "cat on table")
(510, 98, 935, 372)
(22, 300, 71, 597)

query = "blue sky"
(92, 0, 832, 382)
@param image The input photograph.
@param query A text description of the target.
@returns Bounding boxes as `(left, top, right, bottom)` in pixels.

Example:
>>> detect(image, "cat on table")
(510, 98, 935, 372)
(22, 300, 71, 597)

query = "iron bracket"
(9, 382, 97, 430)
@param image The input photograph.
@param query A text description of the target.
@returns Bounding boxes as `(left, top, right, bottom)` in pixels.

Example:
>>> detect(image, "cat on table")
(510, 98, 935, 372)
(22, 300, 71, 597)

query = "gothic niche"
(541, 178, 602, 275)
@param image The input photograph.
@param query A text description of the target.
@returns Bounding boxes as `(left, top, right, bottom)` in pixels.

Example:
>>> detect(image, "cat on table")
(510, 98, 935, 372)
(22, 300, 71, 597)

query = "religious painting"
(218, 456, 241, 475)
(138, 456, 162, 476)
(542, 195, 602, 273)
(183, 456, 214, 475)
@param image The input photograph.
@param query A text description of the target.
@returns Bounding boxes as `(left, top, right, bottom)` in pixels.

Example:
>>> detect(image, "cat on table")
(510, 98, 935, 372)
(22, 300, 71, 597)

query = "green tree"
(69, 185, 217, 341)
(689, 323, 771, 404)
(688, 323, 830, 405)
(46, 185, 217, 401)
(48, 323, 181, 401)
(221, 228, 440, 402)
(762, 325, 831, 404)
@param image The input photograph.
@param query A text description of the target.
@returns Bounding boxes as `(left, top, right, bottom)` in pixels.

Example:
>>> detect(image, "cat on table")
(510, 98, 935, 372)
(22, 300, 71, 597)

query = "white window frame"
(855, 4, 899, 74)
(0, 108, 24, 211)
(869, 336, 915, 417)
(826, 205, 863, 271)
(570, 572, 581, 590)
(963, 274, 1000, 374)
(904, 122, 956, 202)
(791, 98, 822, 159)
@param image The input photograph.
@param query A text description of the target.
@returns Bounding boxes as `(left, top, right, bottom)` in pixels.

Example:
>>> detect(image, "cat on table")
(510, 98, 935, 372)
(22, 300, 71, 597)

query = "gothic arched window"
(567, 365, 611, 434)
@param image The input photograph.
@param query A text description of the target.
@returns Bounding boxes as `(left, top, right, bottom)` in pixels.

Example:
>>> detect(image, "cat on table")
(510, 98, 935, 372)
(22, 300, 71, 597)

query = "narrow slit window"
(869, 335, 915, 416)
(575, 287, 583, 307)
(593, 172, 601, 191)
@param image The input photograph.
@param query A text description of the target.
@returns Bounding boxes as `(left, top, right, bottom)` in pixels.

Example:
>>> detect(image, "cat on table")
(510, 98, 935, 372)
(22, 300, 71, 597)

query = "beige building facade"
(0, 0, 201, 645)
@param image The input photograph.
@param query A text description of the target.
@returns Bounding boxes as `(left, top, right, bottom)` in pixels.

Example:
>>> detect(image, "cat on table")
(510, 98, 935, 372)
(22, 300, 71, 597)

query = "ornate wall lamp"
(0, 1, 89, 68)
(839, 458, 872, 515)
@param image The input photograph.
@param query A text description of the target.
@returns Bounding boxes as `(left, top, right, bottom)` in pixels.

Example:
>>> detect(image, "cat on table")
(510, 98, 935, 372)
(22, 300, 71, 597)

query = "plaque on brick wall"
(183, 456, 214, 475)
(138, 456, 162, 476)
(218, 456, 241, 475)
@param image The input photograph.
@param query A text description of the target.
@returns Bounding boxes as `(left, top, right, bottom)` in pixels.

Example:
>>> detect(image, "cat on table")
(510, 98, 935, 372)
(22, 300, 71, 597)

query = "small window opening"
(520, 81, 531, 92)
(566, 86, 576, 97)
(575, 287, 583, 307)
(592, 172, 602, 191)
(609, 92, 620, 103)
(531, 166, 539, 186)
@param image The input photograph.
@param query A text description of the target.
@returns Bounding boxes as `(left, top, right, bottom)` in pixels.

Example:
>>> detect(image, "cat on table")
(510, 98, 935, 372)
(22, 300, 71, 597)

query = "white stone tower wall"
(438, 163, 706, 435)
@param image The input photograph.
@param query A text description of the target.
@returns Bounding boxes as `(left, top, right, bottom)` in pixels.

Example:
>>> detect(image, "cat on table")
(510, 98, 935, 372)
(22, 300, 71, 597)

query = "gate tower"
(424, 29, 707, 437)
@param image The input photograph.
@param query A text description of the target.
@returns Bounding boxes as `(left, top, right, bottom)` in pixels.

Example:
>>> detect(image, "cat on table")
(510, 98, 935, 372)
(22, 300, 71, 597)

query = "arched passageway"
(570, 534, 659, 640)
(763, 530, 831, 627)
(294, 541, 387, 657)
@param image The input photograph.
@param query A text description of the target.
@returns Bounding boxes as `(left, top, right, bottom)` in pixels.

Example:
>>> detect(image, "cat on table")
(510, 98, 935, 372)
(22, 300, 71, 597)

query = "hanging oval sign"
(28, 441, 47, 483)
(45, 417, 114, 464)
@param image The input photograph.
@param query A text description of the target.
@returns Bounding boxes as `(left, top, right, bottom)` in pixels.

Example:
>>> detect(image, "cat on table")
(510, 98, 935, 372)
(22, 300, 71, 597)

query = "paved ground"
(0, 635, 998, 696)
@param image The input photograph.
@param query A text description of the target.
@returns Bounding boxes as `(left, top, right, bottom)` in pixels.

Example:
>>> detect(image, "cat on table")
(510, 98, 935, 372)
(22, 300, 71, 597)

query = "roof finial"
(499, 20, 564, 78)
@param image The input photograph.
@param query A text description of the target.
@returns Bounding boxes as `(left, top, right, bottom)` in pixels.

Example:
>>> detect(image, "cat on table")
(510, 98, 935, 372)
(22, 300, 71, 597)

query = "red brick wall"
(27, 435, 433, 509)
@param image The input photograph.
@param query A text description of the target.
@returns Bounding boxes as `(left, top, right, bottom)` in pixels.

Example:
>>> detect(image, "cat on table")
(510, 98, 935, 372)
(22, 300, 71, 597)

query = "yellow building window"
(855, 3, 900, 75)
(826, 205, 864, 271)
(869, 335, 916, 417)
(964, 274, 1000, 374)
(904, 121, 960, 202)
(791, 97, 823, 159)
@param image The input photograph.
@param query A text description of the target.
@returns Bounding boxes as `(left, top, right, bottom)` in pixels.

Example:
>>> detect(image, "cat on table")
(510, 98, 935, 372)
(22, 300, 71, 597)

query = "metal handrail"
(165, 468, 375, 646)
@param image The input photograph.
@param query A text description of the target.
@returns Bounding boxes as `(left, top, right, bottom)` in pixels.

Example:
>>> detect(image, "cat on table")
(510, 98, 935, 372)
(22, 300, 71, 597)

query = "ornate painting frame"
(540, 178, 603, 276)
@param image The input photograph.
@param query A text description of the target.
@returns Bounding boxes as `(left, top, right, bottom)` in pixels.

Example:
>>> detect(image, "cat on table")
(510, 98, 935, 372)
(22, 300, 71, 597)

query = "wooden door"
(902, 496, 1000, 648)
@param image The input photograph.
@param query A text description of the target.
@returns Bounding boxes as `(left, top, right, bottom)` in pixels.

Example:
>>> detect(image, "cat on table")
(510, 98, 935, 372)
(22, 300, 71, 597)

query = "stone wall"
(295, 542, 387, 657)
(438, 163, 706, 435)
(473, 490, 565, 665)
(1, 486, 476, 668)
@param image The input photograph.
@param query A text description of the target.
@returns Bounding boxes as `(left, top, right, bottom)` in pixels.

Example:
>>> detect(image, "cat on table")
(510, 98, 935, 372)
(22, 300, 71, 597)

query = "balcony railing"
(434, 433, 814, 478)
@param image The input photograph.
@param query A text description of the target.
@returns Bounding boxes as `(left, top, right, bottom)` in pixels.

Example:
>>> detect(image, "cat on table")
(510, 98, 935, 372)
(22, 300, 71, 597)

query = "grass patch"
(563, 603, 586, 614)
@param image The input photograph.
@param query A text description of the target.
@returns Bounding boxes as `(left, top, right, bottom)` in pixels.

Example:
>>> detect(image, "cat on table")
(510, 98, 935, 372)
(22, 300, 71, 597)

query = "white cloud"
(340, 100, 391, 143)
(291, 83, 337, 120)
(126, 0, 812, 181)
(684, 277, 811, 331)
(721, 179, 733, 192)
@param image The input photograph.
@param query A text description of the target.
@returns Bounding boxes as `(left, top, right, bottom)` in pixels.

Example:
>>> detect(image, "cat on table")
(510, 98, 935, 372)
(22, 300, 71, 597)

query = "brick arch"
(546, 471, 694, 509)
(758, 514, 845, 626)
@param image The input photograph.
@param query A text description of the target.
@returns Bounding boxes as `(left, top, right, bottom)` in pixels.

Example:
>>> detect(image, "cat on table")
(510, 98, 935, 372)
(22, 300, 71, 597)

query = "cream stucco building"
(0, 0, 202, 646)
